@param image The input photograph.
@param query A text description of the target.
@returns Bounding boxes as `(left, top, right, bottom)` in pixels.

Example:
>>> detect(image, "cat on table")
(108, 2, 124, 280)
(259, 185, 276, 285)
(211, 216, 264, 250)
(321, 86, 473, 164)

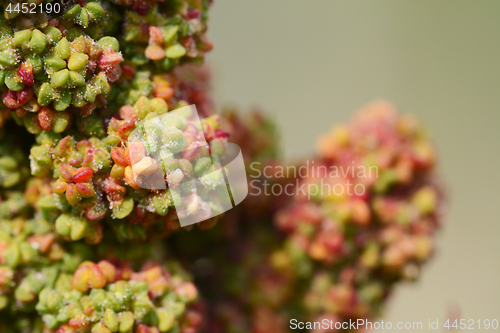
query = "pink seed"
(128, 141, 146, 165)
(74, 167, 94, 183)
(149, 26, 164, 44)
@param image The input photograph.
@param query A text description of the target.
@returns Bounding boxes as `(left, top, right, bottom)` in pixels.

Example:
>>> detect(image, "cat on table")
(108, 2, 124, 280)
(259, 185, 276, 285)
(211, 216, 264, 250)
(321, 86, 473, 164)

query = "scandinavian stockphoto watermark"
(129, 105, 248, 227)
(248, 161, 379, 199)
(130, 105, 379, 226)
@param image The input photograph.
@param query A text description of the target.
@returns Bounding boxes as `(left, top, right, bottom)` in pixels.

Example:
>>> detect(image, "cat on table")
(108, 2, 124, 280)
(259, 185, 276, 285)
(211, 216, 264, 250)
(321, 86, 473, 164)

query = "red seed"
(133, 1, 151, 15)
(2, 90, 19, 109)
(38, 106, 54, 131)
(76, 182, 96, 198)
(111, 147, 128, 166)
(128, 141, 146, 165)
(15, 107, 27, 118)
(187, 9, 201, 19)
(17, 86, 34, 106)
(18, 62, 34, 85)
(54, 325, 76, 333)
(105, 65, 121, 82)
(153, 85, 174, 100)
(76, 140, 92, 152)
(202, 123, 215, 142)
(80, 103, 96, 117)
(68, 318, 88, 328)
(182, 142, 201, 161)
(134, 324, 150, 333)
(149, 26, 164, 44)
(215, 129, 230, 139)
(104, 177, 126, 202)
(121, 64, 135, 79)
(27, 234, 55, 253)
(145, 45, 165, 60)
(59, 164, 77, 182)
(99, 52, 123, 72)
(119, 105, 137, 122)
(118, 121, 135, 135)
(74, 167, 94, 183)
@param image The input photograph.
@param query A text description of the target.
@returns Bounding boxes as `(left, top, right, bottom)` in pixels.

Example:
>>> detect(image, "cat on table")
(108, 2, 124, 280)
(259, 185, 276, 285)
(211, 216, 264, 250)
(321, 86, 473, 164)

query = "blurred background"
(206, 0, 500, 329)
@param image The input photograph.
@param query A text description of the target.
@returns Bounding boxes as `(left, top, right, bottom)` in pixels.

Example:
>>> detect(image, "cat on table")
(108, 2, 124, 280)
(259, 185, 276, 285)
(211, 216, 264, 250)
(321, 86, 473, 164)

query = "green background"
(208, 0, 500, 329)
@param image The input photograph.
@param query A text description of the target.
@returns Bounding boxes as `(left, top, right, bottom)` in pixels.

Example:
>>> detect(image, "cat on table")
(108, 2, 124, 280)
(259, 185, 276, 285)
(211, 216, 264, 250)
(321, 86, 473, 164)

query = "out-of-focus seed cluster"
(0, 135, 29, 188)
(176, 103, 445, 333)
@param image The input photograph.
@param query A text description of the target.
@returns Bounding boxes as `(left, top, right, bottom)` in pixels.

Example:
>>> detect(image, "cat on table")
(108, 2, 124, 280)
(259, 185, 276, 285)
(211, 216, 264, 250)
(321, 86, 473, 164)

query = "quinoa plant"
(0, 1, 445, 332)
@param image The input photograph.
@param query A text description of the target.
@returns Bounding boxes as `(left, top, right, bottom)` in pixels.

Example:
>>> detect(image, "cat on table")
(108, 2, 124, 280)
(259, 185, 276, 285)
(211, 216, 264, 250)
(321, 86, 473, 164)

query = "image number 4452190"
(5, 1, 62, 14)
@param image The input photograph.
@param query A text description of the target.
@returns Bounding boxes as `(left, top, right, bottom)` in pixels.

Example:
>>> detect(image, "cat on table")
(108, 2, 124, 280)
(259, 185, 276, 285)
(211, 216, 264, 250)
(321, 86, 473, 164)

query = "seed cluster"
(0, 1, 213, 332)
(184, 103, 445, 333)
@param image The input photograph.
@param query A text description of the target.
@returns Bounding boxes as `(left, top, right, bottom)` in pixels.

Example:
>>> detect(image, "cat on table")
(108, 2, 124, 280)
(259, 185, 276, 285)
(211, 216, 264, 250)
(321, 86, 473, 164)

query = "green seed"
(85, 2, 106, 20)
(91, 323, 112, 333)
(70, 217, 88, 241)
(13, 29, 32, 46)
(52, 112, 70, 133)
(27, 54, 43, 73)
(55, 38, 71, 59)
(86, 83, 97, 103)
(152, 194, 169, 216)
(0, 70, 4, 84)
(0, 156, 17, 170)
(151, 98, 168, 114)
(29, 29, 47, 54)
(201, 169, 222, 190)
(165, 44, 186, 59)
(76, 8, 90, 28)
(98, 36, 120, 52)
(162, 25, 179, 43)
(44, 25, 62, 45)
(161, 113, 186, 130)
(0, 295, 8, 310)
(44, 53, 67, 71)
(194, 157, 212, 176)
(67, 27, 85, 41)
(4, 243, 21, 268)
(38, 82, 56, 106)
(64, 4, 82, 20)
(118, 311, 134, 332)
(93, 72, 110, 94)
(72, 88, 87, 107)
(37, 195, 57, 210)
(5, 70, 24, 91)
(55, 214, 72, 237)
(162, 127, 184, 149)
(23, 113, 42, 134)
(112, 197, 134, 219)
(53, 90, 72, 112)
(68, 52, 89, 71)
(30, 146, 51, 166)
(50, 69, 70, 88)
(104, 308, 119, 332)
(157, 308, 175, 332)
(69, 71, 85, 86)
(0, 52, 16, 67)
(2, 172, 20, 187)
